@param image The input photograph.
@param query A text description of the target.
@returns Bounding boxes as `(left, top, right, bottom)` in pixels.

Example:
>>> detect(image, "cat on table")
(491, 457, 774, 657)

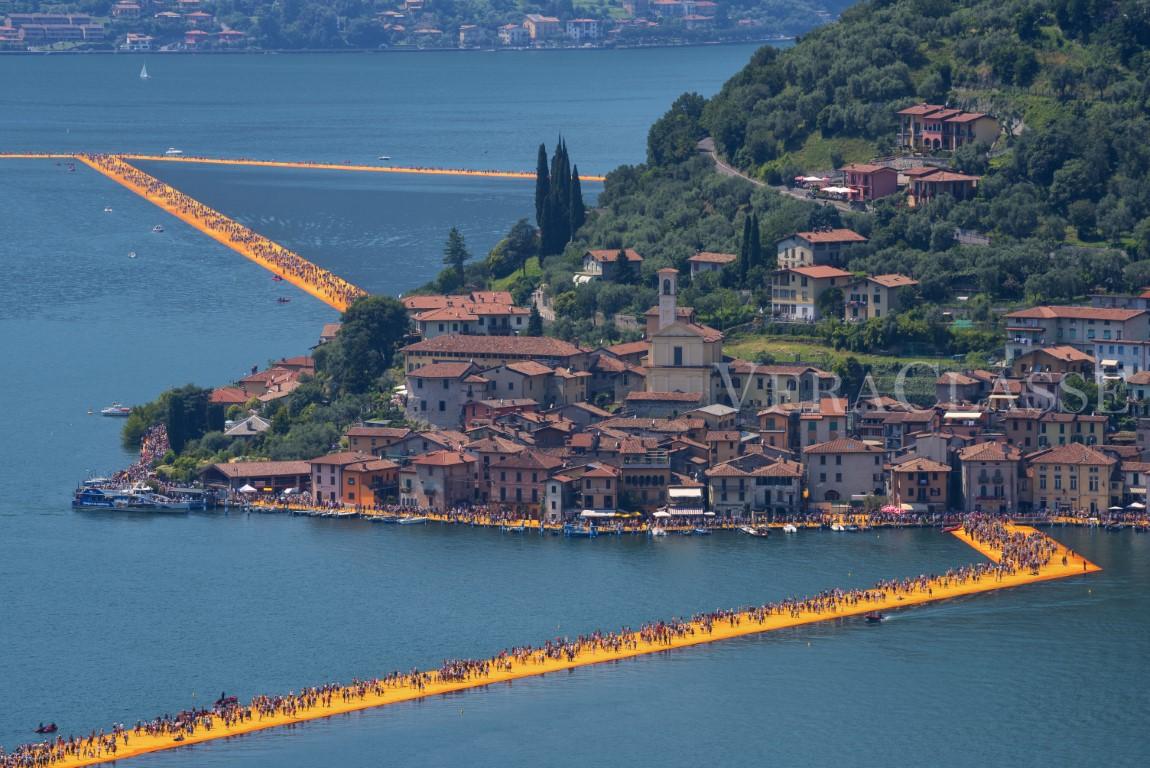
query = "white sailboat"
(139, 64, 150, 80)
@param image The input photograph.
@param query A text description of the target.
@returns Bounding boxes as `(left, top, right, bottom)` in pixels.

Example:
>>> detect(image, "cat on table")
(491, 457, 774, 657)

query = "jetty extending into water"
(12, 522, 1098, 768)
(75, 154, 367, 312)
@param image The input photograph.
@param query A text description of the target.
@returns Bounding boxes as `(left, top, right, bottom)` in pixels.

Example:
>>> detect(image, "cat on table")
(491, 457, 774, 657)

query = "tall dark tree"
(527, 305, 544, 336)
(325, 295, 410, 395)
(749, 213, 763, 270)
(534, 143, 549, 228)
(613, 249, 636, 284)
(442, 227, 470, 285)
(570, 165, 586, 233)
(738, 214, 752, 281)
(540, 138, 579, 257)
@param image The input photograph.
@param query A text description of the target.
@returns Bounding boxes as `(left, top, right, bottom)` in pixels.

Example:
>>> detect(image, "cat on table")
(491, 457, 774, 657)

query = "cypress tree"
(570, 165, 585, 233)
(534, 143, 549, 228)
(527, 305, 543, 336)
(613, 249, 635, 284)
(739, 215, 752, 281)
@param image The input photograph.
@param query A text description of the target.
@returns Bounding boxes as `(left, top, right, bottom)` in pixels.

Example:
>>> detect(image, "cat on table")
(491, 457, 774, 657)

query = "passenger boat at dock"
(739, 525, 770, 538)
(396, 516, 428, 525)
(113, 492, 197, 512)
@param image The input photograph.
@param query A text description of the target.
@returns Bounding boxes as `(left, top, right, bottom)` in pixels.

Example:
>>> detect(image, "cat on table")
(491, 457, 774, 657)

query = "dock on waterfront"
(26, 523, 1098, 768)
(74, 154, 367, 313)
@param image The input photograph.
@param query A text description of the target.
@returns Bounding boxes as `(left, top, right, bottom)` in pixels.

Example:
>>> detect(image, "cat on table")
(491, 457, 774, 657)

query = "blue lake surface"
(1, 48, 1148, 768)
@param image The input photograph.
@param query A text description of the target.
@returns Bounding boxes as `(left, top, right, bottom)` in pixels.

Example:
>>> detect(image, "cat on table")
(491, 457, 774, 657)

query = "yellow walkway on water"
(34, 524, 1098, 768)
(75, 154, 366, 312)
(0, 153, 605, 181)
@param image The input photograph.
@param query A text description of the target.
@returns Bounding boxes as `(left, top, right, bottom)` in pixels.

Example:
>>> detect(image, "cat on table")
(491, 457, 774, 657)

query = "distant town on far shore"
(0, 0, 844, 53)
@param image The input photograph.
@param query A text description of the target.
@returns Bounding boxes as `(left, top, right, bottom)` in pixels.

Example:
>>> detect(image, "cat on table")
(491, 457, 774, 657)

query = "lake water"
(1, 48, 1148, 768)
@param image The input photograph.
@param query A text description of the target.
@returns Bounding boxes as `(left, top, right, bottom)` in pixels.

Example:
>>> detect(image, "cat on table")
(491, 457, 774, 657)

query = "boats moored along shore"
(72, 482, 206, 512)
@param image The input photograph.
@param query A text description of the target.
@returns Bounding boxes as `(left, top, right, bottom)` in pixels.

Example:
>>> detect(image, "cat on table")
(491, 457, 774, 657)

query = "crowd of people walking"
(81, 154, 366, 311)
(1, 517, 1074, 768)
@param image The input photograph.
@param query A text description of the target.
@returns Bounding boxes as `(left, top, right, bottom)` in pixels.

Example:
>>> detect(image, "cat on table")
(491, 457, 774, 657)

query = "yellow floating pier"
(18, 524, 1098, 768)
(75, 154, 366, 312)
(0, 152, 605, 182)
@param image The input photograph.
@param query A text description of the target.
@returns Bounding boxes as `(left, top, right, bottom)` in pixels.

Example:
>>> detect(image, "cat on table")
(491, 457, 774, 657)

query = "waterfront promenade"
(75, 154, 367, 312)
(4, 521, 1098, 768)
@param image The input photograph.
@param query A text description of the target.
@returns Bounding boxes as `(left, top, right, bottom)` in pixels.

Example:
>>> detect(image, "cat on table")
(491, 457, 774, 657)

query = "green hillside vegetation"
(484, 0, 1150, 359)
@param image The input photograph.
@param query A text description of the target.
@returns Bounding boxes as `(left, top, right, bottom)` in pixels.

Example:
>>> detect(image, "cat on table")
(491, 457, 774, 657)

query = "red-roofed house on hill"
(1004, 305, 1150, 362)
(840, 163, 898, 202)
(896, 103, 999, 152)
(843, 273, 919, 322)
(687, 251, 737, 278)
(488, 449, 563, 513)
(776, 228, 868, 269)
(706, 453, 804, 518)
(577, 248, 643, 283)
(404, 361, 487, 428)
(770, 265, 854, 321)
(905, 167, 981, 207)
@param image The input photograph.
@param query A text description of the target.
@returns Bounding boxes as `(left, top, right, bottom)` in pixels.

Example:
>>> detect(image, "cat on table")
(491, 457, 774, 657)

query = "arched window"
(824, 490, 841, 501)
(662, 279, 671, 296)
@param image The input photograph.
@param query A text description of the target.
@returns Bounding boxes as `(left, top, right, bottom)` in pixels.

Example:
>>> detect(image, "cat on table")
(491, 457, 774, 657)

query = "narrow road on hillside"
(696, 137, 853, 213)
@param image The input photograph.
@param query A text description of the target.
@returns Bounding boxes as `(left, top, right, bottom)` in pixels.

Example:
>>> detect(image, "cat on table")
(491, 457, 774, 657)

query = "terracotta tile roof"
(495, 448, 564, 470)
(688, 251, 737, 264)
(345, 458, 399, 473)
(840, 163, 894, 174)
(565, 401, 611, 417)
(787, 265, 854, 280)
(407, 361, 477, 379)
(403, 295, 450, 311)
(625, 391, 703, 402)
(902, 166, 943, 178)
(1004, 306, 1148, 322)
(505, 361, 554, 377)
(411, 450, 476, 466)
(583, 463, 620, 478)
(604, 340, 650, 357)
(586, 248, 643, 263)
(403, 334, 584, 358)
(320, 322, 342, 339)
(706, 430, 741, 441)
(207, 460, 312, 478)
(643, 305, 695, 319)
(937, 372, 979, 386)
(867, 273, 919, 288)
(945, 112, 988, 123)
(466, 435, 526, 453)
(916, 170, 981, 183)
(890, 456, 952, 473)
(309, 451, 374, 466)
(1127, 371, 1150, 385)
(599, 417, 704, 433)
(210, 386, 249, 405)
(958, 441, 1021, 462)
(346, 426, 411, 439)
(791, 228, 868, 244)
(1033, 345, 1095, 363)
(707, 453, 802, 478)
(415, 306, 479, 322)
(896, 103, 946, 116)
(804, 438, 882, 454)
(1027, 443, 1116, 466)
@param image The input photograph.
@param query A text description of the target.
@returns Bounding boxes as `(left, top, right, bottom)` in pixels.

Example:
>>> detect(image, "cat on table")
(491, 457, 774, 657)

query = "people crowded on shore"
(81, 154, 367, 311)
(0, 517, 1072, 768)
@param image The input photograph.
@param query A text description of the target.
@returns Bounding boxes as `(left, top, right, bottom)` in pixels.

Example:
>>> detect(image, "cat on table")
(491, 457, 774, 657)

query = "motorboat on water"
(397, 516, 428, 525)
(378, 155, 392, 161)
(564, 522, 598, 538)
(864, 612, 885, 624)
(782, 523, 798, 534)
(103, 206, 113, 213)
(692, 526, 711, 535)
(35, 723, 58, 735)
(649, 526, 667, 537)
(276, 297, 291, 304)
(942, 523, 962, 533)
(100, 403, 132, 417)
(128, 251, 137, 259)
(501, 523, 526, 533)
(164, 147, 183, 156)
(830, 523, 846, 532)
(739, 525, 770, 538)
(152, 224, 164, 233)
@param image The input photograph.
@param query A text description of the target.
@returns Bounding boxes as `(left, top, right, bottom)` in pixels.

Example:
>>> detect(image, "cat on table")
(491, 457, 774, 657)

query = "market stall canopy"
(238, 484, 257, 493)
